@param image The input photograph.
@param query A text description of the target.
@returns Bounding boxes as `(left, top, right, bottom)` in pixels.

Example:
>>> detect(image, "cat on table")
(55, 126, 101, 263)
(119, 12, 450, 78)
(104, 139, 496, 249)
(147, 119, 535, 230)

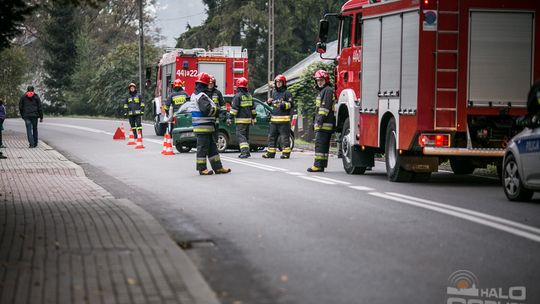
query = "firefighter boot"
(307, 166, 324, 172)
(238, 153, 250, 159)
(280, 153, 290, 159)
(262, 147, 276, 158)
(215, 167, 231, 174)
(199, 169, 214, 176)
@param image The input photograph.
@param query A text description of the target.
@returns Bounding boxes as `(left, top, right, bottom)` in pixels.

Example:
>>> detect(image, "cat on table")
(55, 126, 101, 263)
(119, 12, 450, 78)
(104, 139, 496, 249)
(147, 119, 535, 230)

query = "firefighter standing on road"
(206, 76, 226, 144)
(263, 74, 294, 159)
(180, 73, 231, 175)
(229, 77, 256, 158)
(164, 79, 189, 132)
(308, 70, 335, 172)
(123, 83, 145, 138)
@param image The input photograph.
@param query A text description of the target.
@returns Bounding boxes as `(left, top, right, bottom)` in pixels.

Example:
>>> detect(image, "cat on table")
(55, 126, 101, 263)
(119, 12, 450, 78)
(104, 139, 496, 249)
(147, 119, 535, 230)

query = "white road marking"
(42, 123, 114, 135)
(386, 192, 540, 235)
(221, 158, 275, 171)
(299, 176, 336, 185)
(309, 176, 351, 185)
(369, 192, 540, 243)
(221, 156, 288, 171)
(286, 172, 305, 176)
(349, 186, 375, 191)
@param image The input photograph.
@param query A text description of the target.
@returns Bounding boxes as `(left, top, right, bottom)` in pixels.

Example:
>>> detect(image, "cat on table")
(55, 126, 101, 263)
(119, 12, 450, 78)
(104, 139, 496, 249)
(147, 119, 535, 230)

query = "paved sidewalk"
(0, 131, 220, 304)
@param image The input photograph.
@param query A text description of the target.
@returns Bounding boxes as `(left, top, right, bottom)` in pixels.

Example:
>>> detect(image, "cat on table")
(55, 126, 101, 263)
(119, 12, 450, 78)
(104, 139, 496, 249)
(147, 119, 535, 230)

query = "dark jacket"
(123, 91, 145, 116)
(165, 88, 189, 114)
(269, 87, 294, 123)
(0, 104, 6, 122)
(527, 80, 540, 116)
(19, 92, 43, 119)
(314, 84, 335, 132)
(230, 88, 256, 124)
(206, 87, 225, 117)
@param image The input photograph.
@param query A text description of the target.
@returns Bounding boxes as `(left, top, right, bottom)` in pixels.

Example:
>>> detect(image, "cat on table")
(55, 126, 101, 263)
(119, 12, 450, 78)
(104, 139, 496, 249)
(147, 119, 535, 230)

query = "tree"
(40, 3, 80, 114)
(0, 46, 29, 115)
(288, 61, 334, 119)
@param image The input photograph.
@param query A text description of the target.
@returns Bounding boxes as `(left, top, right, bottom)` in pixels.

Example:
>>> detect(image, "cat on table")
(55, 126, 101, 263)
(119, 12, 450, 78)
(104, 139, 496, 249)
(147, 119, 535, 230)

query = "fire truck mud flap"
(399, 156, 439, 173)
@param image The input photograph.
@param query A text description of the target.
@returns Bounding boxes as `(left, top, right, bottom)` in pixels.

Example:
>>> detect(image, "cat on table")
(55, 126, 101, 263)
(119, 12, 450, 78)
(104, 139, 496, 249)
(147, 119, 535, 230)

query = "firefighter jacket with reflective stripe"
(123, 92, 145, 116)
(230, 88, 256, 124)
(165, 89, 189, 113)
(314, 85, 335, 132)
(187, 92, 217, 133)
(270, 88, 293, 123)
(206, 88, 225, 118)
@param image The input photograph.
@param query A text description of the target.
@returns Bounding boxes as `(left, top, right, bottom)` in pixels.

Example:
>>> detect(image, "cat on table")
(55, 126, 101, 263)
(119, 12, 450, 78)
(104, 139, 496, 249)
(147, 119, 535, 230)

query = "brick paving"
(0, 131, 220, 304)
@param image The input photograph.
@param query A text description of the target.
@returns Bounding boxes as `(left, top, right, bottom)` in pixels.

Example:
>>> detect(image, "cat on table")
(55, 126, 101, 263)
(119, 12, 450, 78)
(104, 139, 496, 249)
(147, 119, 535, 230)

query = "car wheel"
(216, 131, 228, 153)
(341, 118, 366, 175)
(175, 143, 191, 153)
(503, 154, 534, 201)
(450, 158, 475, 175)
(385, 118, 413, 182)
(154, 117, 166, 136)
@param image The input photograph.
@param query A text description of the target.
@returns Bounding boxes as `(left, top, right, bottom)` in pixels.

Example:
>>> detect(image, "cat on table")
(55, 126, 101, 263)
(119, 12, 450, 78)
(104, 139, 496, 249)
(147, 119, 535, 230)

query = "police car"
(502, 117, 540, 201)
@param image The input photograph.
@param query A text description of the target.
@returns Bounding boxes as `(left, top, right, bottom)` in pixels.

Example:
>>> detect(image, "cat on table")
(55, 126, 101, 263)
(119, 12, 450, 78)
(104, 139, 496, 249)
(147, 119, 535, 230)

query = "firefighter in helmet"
(164, 79, 190, 132)
(179, 73, 231, 175)
(229, 77, 256, 158)
(206, 75, 226, 143)
(262, 74, 294, 159)
(123, 83, 145, 138)
(308, 70, 335, 172)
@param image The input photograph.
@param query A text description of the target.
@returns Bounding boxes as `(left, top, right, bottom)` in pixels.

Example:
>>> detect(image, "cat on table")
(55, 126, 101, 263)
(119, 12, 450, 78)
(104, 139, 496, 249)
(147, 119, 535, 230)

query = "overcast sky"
(153, 0, 207, 47)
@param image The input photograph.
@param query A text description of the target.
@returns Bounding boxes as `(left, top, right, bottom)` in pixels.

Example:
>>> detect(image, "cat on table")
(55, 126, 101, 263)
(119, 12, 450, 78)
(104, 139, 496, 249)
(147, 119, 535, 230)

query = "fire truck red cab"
(153, 46, 248, 135)
(317, 0, 540, 181)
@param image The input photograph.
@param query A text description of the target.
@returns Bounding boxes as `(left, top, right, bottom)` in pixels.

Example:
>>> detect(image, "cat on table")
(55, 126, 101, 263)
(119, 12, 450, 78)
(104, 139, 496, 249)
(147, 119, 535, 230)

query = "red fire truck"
(317, 0, 540, 181)
(152, 46, 248, 135)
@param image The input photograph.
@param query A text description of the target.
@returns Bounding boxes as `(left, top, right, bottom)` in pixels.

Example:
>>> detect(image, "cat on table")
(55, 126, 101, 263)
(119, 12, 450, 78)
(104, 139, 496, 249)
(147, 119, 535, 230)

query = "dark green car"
(171, 97, 295, 153)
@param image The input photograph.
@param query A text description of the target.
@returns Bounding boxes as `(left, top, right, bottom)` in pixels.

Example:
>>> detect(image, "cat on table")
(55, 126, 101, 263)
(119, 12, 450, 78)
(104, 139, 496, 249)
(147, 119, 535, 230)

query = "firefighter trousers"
(236, 123, 250, 155)
(314, 131, 332, 168)
(196, 133, 223, 171)
(267, 122, 291, 156)
(128, 115, 142, 138)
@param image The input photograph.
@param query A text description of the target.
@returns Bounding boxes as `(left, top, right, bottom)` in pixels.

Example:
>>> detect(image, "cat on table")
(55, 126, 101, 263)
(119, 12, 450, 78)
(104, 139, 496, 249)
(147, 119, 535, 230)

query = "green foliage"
(88, 42, 160, 117)
(289, 61, 334, 119)
(0, 46, 29, 115)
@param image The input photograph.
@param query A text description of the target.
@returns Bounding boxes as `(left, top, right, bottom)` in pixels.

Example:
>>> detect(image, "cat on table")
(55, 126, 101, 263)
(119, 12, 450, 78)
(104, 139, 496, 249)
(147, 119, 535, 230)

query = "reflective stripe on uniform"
(267, 148, 276, 153)
(240, 142, 249, 149)
(192, 116, 216, 124)
(235, 118, 252, 124)
(270, 115, 290, 122)
(230, 108, 238, 115)
(209, 155, 221, 163)
(314, 123, 333, 131)
(318, 107, 330, 115)
(197, 158, 206, 164)
(315, 153, 328, 160)
(193, 125, 215, 133)
(282, 148, 291, 153)
(283, 102, 291, 110)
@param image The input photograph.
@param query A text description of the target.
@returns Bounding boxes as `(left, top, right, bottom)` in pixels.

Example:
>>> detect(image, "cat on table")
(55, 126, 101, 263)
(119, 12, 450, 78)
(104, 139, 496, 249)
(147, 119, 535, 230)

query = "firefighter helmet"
(196, 73, 211, 85)
(173, 79, 184, 88)
(274, 74, 287, 87)
(313, 70, 330, 83)
(128, 82, 137, 89)
(236, 77, 248, 88)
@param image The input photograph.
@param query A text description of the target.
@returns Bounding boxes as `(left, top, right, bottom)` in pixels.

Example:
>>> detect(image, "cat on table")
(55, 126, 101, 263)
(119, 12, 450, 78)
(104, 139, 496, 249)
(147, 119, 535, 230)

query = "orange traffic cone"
(134, 129, 145, 149)
(161, 133, 169, 154)
(127, 128, 136, 145)
(162, 134, 174, 155)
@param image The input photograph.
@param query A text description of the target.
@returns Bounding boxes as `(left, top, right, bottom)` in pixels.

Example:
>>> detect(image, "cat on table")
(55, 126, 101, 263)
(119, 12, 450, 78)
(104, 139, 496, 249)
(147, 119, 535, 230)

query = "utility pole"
(138, 0, 145, 97)
(267, 0, 274, 99)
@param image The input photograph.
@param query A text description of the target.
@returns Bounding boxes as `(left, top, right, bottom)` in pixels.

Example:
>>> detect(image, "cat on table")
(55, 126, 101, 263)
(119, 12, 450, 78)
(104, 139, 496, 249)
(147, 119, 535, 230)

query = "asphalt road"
(4, 117, 540, 304)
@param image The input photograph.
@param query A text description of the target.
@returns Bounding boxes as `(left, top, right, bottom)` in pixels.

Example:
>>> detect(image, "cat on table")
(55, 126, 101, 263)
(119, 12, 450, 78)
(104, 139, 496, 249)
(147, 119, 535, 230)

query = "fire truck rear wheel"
(341, 118, 366, 175)
(385, 118, 413, 182)
(449, 157, 475, 175)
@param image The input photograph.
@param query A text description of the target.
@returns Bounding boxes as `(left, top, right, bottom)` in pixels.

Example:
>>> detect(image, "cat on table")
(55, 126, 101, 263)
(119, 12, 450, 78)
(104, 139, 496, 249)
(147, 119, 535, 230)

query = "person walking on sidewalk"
(164, 79, 189, 133)
(179, 73, 231, 175)
(19, 86, 43, 148)
(123, 83, 145, 138)
(229, 77, 256, 158)
(0, 98, 6, 158)
(262, 74, 294, 159)
(206, 75, 226, 144)
(308, 70, 335, 172)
